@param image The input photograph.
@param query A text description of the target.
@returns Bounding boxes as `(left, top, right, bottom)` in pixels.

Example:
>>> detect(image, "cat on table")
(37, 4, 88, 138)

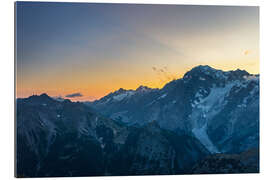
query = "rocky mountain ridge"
(90, 65, 259, 154)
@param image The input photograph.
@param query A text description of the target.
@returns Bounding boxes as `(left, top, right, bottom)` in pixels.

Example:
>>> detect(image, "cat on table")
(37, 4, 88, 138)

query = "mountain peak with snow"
(135, 85, 153, 93)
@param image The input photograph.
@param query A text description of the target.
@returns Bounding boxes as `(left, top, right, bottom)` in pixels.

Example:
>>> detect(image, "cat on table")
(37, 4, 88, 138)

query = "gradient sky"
(16, 2, 259, 101)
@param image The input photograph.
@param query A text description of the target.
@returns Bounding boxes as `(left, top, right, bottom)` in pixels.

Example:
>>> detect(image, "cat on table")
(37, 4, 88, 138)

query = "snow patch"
(158, 93, 167, 99)
(199, 77, 206, 81)
(145, 100, 156, 107)
(192, 125, 219, 153)
(113, 91, 135, 101)
(192, 82, 236, 112)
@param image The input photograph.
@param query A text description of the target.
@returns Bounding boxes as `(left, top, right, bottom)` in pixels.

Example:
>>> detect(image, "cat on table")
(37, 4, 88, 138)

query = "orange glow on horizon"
(16, 60, 259, 102)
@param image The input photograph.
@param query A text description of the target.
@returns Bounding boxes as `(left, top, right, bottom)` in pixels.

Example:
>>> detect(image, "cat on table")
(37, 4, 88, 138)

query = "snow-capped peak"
(112, 91, 135, 101)
(135, 85, 153, 93)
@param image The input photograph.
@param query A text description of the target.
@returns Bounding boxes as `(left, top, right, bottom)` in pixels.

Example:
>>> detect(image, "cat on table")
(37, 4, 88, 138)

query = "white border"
(1, 0, 270, 179)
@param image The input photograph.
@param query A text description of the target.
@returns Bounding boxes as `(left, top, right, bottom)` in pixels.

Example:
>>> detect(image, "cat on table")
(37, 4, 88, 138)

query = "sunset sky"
(16, 2, 259, 101)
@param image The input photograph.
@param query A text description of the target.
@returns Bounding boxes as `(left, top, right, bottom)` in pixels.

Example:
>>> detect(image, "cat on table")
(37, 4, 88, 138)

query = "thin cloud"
(152, 66, 178, 85)
(65, 92, 83, 98)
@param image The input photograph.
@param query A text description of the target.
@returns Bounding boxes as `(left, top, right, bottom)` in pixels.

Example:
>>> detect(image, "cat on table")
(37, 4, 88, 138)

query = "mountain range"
(90, 65, 259, 154)
(16, 65, 259, 177)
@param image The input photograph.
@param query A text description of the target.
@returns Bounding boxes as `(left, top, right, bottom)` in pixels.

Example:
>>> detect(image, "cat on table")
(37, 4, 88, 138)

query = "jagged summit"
(184, 65, 221, 78)
(101, 88, 128, 99)
(28, 93, 50, 99)
(228, 69, 250, 80)
(184, 65, 251, 75)
(116, 88, 127, 93)
(135, 85, 154, 93)
(27, 93, 53, 102)
(183, 65, 253, 83)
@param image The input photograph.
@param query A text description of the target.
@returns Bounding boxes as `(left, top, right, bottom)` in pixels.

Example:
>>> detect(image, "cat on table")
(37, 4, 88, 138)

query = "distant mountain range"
(16, 65, 259, 177)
